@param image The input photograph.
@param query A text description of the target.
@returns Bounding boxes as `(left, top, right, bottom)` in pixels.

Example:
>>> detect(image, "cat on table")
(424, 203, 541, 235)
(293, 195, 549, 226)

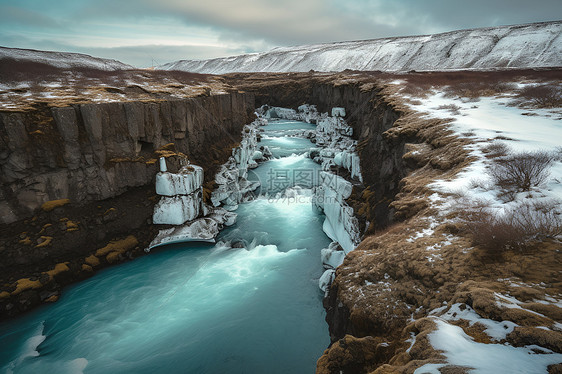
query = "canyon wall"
(0, 93, 255, 224)
(232, 75, 405, 230)
(0, 93, 255, 317)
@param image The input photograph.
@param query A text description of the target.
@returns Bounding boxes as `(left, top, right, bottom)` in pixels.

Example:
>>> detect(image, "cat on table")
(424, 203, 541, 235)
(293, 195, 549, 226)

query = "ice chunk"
(315, 173, 360, 253)
(153, 193, 201, 225)
(159, 157, 167, 172)
(319, 269, 336, 293)
(208, 207, 238, 227)
(155, 165, 203, 196)
(321, 242, 346, 269)
(319, 171, 353, 200)
(331, 107, 346, 117)
(148, 217, 220, 250)
(252, 150, 263, 160)
(266, 107, 298, 120)
(334, 151, 363, 182)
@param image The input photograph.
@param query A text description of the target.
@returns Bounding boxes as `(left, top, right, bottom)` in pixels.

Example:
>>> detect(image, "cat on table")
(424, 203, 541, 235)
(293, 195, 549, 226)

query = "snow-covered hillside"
(0, 46, 133, 71)
(160, 21, 562, 74)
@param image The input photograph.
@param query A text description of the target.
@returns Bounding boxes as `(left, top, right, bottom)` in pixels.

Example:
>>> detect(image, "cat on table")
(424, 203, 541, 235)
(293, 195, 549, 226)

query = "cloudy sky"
(0, 0, 560, 67)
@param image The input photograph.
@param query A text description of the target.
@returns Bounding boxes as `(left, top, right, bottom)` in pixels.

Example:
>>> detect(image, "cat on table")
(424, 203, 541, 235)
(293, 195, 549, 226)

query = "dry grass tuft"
(490, 150, 557, 193)
(516, 84, 562, 108)
(482, 142, 510, 158)
(462, 200, 562, 252)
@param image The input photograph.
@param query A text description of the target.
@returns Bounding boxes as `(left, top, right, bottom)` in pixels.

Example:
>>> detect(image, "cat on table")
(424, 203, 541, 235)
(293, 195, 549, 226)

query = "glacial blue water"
(0, 119, 331, 374)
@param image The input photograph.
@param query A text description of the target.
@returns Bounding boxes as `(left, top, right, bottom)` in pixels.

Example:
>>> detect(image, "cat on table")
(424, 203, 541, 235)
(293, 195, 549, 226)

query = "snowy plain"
(406, 90, 562, 214)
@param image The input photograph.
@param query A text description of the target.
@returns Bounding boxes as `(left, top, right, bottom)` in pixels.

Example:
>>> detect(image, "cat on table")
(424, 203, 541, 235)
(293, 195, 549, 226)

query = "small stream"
(0, 119, 332, 374)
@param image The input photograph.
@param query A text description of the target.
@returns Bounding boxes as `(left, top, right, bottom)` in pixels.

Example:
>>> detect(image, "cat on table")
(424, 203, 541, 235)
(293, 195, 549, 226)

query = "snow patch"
(425, 318, 562, 373)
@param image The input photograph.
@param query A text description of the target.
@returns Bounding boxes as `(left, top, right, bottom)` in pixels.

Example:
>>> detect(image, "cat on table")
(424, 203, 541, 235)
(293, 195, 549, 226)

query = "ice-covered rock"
(313, 172, 360, 253)
(261, 104, 322, 124)
(297, 104, 319, 123)
(303, 107, 363, 182)
(319, 269, 336, 293)
(252, 150, 264, 160)
(317, 117, 353, 140)
(211, 119, 263, 208)
(331, 107, 346, 117)
(319, 171, 353, 199)
(214, 164, 239, 185)
(260, 145, 273, 158)
(147, 207, 238, 251)
(208, 208, 238, 226)
(334, 150, 363, 182)
(155, 165, 203, 196)
(266, 107, 298, 120)
(152, 159, 205, 225)
(298, 104, 312, 112)
(148, 218, 219, 250)
(152, 193, 202, 225)
(321, 242, 346, 269)
(159, 157, 167, 172)
(149, 152, 246, 250)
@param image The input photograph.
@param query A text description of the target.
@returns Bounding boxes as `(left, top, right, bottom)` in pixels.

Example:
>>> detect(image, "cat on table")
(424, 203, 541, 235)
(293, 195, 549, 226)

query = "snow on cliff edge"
(0, 46, 133, 71)
(160, 21, 562, 74)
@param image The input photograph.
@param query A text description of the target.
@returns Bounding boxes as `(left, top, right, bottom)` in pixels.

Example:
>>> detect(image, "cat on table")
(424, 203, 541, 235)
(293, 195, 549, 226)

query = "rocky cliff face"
(0, 93, 255, 224)
(0, 92, 255, 317)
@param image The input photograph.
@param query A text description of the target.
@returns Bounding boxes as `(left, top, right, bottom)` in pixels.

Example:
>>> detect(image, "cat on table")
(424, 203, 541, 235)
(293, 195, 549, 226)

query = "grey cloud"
(72, 0, 561, 52)
(0, 5, 62, 29)
(70, 0, 421, 45)
(361, 0, 562, 33)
